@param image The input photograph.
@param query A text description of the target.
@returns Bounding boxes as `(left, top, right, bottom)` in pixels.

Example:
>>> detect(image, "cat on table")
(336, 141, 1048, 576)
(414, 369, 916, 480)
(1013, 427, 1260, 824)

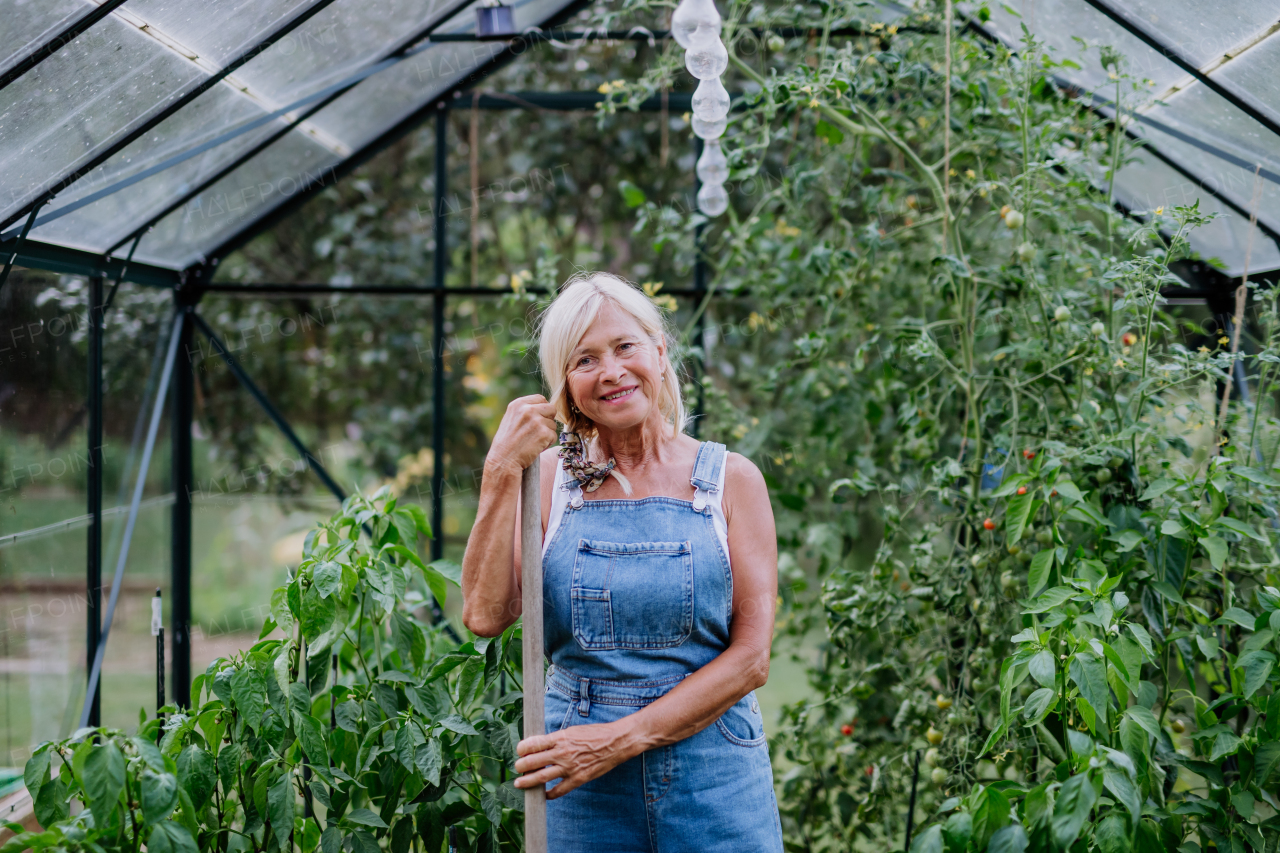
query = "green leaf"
(33, 778, 67, 827)
(294, 711, 328, 763)
(345, 807, 389, 829)
(429, 558, 461, 586)
(1103, 766, 1140, 823)
(1094, 813, 1129, 853)
(978, 720, 1008, 757)
(1211, 731, 1243, 762)
(402, 502, 432, 538)
(1005, 493, 1035, 544)
(268, 772, 294, 849)
(1027, 550, 1053, 597)
(1138, 478, 1176, 501)
(312, 561, 343, 598)
(83, 741, 126, 813)
(909, 824, 943, 853)
(1253, 740, 1280, 785)
(1217, 607, 1257, 628)
(1028, 650, 1055, 687)
(456, 656, 486, 709)
(1052, 480, 1084, 503)
(391, 611, 426, 671)
(1127, 623, 1155, 660)
(1233, 466, 1280, 486)
(437, 714, 479, 736)
(140, 770, 180, 823)
(942, 811, 972, 853)
(23, 750, 49, 793)
(1099, 641, 1130, 683)
(1123, 705, 1161, 739)
(1022, 687, 1056, 726)
(986, 824, 1028, 853)
(415, 739, 443, 787)
(971, 786, 1010, 850)
(175, 745, 216, 810)
(618, 180, 647, 208)
(1201, 536, 1228, 569)
(231, 666, 267, 731)
(1069, 654, 1109, 724)
(1239, 650, 1276, 699)
(1024, 586, 1075, 614)
(815, 119, 845, 145)
(1214, 516, 1266, 542)
(300, 587, 337, 643)
(147, 822, 199, 853)
(1160, 519, 1188, 539)
(1050, 773, 1097, 850)
(1109, 530, 1144, 553)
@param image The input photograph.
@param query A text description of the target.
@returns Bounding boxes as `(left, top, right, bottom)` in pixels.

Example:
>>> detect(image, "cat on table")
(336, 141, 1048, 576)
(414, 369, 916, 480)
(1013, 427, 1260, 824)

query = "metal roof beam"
(1081, 0, 1280, 144)
(193, 0, 596, 269)
(0, 0, 345, 233)
(101, 0, 480, 259)
(0, 0, 132, 93)
(0, 238, 180, 287)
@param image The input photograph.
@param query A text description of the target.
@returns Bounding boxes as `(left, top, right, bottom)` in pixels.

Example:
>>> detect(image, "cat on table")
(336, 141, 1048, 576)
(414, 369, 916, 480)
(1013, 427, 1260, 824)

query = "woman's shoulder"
(722, 449, 765, 492)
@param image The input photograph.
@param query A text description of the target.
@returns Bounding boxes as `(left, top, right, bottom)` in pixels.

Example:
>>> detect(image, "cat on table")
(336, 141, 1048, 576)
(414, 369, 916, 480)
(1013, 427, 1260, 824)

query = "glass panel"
(0, 12, 205, 223)
(307, 0, 575, 151)
(1113, 0, 1275, 67)
(29, 86, 290, 256)
(1114, 148, 1280, 276)
(975, 0, 1185, 96)
(136, 133, 340, 268)
(124, 0, 317, 68)
(0, 0, 94, 77)
(229, 0, 471, 109)
(0, 271, 93, 759)
(1212, 31, 1280, 131)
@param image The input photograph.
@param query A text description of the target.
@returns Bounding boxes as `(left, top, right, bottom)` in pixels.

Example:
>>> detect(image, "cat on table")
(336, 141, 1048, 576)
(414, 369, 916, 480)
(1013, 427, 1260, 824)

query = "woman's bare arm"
(514, 451, 777, 797)
(461, 395, 557, 637)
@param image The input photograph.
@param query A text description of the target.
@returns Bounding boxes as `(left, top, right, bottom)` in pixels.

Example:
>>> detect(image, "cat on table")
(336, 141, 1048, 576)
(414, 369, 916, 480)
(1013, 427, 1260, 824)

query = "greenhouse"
(1, 0, 1279, 849)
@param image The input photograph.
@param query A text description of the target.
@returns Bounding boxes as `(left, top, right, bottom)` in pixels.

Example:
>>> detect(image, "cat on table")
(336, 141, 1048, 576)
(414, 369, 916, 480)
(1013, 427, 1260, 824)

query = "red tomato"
(1016, 486, 1027, 495)
(1023, 449, 1036, 460)
(842, 724, 853, 736)
(983, 518, 995, 530)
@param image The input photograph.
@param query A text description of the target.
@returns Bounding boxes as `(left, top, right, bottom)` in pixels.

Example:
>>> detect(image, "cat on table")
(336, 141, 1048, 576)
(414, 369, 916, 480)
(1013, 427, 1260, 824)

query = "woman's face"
(565, 302, 665, 434)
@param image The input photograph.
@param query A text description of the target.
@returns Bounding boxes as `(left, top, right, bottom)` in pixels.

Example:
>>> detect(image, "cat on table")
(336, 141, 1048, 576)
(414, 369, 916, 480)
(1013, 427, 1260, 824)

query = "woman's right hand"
(486, 394, 558, 476)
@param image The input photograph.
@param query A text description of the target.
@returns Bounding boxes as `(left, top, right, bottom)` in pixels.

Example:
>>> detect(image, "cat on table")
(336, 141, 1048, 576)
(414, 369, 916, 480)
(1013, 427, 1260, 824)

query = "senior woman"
(461, 272, 782, 850)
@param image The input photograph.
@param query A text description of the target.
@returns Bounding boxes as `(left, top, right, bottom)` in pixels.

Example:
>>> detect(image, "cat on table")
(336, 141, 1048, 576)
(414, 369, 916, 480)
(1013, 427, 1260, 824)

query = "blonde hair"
(537, 271, 686, 439)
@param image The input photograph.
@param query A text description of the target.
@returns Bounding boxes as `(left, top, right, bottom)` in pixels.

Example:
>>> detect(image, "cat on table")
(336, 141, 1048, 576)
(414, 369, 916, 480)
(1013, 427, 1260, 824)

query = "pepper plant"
(10, 488, 527, 853)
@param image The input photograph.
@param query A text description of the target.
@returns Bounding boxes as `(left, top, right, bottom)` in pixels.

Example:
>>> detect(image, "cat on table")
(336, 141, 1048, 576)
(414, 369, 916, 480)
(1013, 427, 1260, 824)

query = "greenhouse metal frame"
(0, 0, 1277, 727)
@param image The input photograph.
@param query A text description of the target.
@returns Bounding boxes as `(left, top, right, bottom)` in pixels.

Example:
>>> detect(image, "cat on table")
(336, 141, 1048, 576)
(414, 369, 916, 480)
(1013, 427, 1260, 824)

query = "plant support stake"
(522, 461, 547, 851)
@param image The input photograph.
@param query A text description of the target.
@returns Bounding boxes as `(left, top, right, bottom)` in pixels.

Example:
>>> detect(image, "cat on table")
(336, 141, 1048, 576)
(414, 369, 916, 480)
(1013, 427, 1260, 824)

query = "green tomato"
(1095, 468, 1113, 485)
(1035, 529, 1054, 545)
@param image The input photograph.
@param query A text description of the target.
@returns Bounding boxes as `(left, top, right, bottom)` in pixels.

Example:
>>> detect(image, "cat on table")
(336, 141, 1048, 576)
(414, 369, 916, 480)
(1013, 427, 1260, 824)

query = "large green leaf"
(1027, 550, 1054, 597)
(986, 824, 1028, 853)
(140, 770, 179, 823)
(300, 587, 337, 643)
(1238, 650, 1276, 699)
(1103, 767, 1140, 824)
(1069, 653, 1110, 724)
(415, 739, 443, 787)
(908, 824, 943, 853)
(1200, 536, 1228, 569)
(1094, 814, 1129, 853)
(1253, 740, 1280, 786)
(83, 741, 126, 814)
(942, 811, 972, 853)
(1024, 586, 1076, 614)
(147, 822, 199, 853)
(345, 808, 389, 829)
(231, 666, 267, 731)
(1022, 688, 1057, 726)
(175, 745, 216, 810)
(971, 786, 1010, 850)
(1050, 773, 1096, 850)
(1005, 493, 1035, 544)
(294, 711, 328, 764)
(1028, 650, 1055, 688)
(268, 772, 295, 849)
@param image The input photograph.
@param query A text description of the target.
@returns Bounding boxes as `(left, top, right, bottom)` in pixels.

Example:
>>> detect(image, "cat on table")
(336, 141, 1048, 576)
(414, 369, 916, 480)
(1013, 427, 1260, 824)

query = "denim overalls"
(539, 441, 784, 852)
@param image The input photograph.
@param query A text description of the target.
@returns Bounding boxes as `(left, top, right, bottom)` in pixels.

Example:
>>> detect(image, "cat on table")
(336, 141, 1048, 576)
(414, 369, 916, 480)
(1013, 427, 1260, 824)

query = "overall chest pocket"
(571, 539, 694, 650)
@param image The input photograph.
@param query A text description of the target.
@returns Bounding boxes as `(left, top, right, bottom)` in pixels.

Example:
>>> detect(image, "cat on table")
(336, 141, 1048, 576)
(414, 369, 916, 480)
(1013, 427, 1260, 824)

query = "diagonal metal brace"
(190, 311, 347, 502)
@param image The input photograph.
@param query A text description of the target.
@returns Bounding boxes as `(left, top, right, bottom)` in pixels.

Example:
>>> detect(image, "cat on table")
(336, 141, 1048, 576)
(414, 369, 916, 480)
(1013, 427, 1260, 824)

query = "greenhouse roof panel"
(0, 0, 580, 273)
(3, 0, 1279, 278)
(974, 0, 1280, 277)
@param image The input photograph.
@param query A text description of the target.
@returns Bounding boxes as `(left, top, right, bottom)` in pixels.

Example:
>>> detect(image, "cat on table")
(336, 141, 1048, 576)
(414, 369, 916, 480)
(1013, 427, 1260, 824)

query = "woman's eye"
(619, 343, 634, 352)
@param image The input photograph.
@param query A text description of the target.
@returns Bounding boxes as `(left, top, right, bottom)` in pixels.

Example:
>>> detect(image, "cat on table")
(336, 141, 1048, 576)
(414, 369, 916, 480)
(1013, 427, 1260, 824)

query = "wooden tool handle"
(520, 461, 547, 851)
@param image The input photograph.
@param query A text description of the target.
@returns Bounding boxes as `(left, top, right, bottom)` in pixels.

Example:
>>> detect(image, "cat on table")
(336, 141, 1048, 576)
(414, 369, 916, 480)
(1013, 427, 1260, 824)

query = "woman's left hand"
(512, 723, 632, 799)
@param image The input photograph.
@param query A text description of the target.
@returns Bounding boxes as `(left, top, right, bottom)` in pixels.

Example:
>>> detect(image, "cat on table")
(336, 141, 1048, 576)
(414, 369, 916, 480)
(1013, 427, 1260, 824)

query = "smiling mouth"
(601, 387, 637, 402)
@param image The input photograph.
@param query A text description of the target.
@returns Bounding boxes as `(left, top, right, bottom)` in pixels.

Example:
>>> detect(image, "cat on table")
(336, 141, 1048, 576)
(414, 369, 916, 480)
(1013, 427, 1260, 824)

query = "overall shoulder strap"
(690, 441, 727, 511)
